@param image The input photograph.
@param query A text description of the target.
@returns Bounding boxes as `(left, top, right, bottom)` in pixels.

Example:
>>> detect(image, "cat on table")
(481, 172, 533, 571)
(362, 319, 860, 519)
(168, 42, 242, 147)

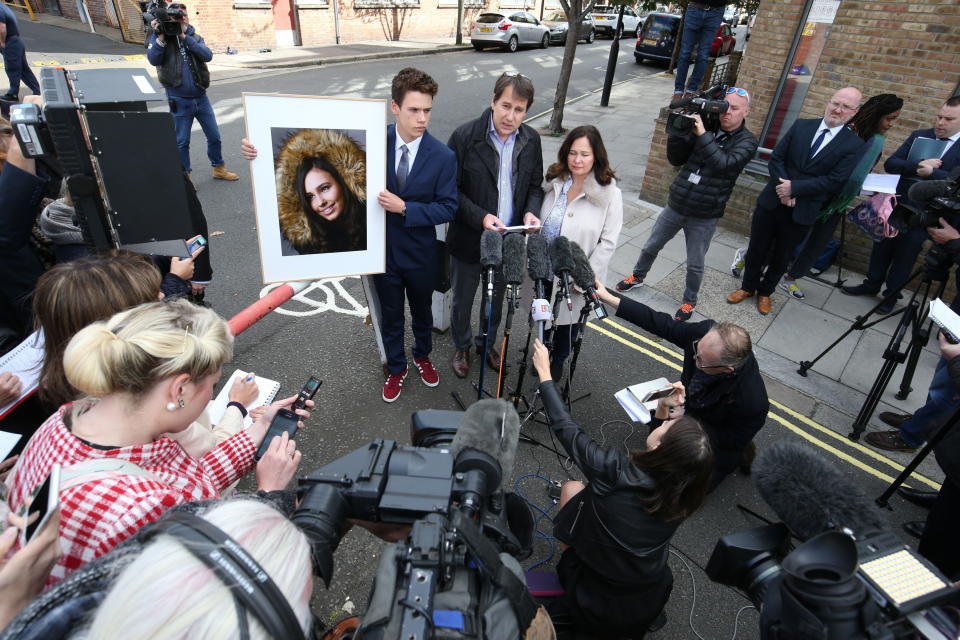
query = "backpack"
(847, 193, 899, 242)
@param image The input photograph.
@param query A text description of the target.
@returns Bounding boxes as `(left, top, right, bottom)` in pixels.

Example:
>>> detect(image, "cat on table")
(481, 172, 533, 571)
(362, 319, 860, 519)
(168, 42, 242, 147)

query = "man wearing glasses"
(446, 72, 544, 378)
(595, 282, 769, 489)
(146, 4, 240, 184)
(616, 87, 757, 322)
(728, 87, 864, 315)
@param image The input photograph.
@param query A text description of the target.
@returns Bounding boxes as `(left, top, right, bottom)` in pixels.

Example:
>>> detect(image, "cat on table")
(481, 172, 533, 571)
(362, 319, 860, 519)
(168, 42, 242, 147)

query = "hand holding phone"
(642, 386, 677, 403)
(18, 464, 61, 547)
(255, 377, 321, 461)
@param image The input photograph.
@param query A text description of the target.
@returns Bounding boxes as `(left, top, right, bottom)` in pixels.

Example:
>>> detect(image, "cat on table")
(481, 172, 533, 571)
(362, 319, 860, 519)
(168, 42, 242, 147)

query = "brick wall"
(640, 0, 960, 287)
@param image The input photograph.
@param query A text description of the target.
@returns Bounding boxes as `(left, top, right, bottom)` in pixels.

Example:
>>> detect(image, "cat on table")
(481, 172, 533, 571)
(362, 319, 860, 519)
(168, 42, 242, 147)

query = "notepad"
(0, 330, 45, 419)
(615, 377, 671, 423)
(906, 137, 949, 165)
(208, 369, 281, 427)
(928, 298, 960, 344)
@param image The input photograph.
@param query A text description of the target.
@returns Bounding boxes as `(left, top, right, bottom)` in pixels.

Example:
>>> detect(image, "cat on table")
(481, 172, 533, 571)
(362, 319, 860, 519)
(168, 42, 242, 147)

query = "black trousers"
(919, 478, 960, 581)
(741, 203, 810, 296)
(373, 262, 437, 375)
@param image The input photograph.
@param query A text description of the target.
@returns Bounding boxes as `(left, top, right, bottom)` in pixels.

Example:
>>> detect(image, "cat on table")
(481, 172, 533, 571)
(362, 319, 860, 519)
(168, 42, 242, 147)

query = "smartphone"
(186, 236, 207, 254)
(20, 463, 61, 546)
(255, 377, 321, 461)
(642, 386, 677, 403)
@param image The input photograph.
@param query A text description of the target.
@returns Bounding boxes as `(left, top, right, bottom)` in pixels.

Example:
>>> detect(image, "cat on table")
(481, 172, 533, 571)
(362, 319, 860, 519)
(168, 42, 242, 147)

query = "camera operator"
(842, 96, 960, 310)
(616, 87, 757, 322)
(531, 339, 713, 638)
(146, 3, 240, 184)
(865, 213, 960, 454)
(596, 282, 769, 488)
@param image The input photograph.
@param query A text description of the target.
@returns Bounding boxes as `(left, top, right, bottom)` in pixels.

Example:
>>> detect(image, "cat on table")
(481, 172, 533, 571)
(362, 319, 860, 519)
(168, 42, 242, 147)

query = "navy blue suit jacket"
(884, 128, 960, 211)
(385, 125, 458, 272)
(759, 118, 865, 225)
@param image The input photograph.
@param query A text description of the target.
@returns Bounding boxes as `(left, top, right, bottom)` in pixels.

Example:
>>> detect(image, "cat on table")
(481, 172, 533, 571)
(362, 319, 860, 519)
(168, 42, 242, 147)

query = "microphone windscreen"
(753, 442, 887, 541)
(480, 230, 503, 269)
(548, 236, 576, 275)
(450, 399, 519, 491)
(503, 233, 526, 285)
(569, 241, 595, 290)
(526, 234, 551, 281)
(908, 179, 952, 204)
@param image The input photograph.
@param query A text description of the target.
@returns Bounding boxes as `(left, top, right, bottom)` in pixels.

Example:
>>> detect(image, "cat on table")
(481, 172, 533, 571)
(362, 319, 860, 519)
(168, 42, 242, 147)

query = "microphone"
(526, 234, 552, 343)
(569, 241, 608, 320)
(480, 229, 503, 299)
(752, 442, 887, 541)
(908, 179, 953, 205)
(548, 236, 576, 312)
(449, 399, 520, 515)
(502, 233, 526, 287)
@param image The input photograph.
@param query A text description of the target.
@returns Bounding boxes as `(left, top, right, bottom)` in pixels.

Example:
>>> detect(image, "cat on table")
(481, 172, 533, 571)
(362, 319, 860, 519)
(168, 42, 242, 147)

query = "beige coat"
(539, 174, 623, 325)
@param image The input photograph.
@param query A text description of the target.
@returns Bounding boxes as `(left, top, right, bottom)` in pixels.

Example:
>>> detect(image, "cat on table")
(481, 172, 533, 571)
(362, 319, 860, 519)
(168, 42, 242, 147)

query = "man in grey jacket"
(617, 87, 757, 321)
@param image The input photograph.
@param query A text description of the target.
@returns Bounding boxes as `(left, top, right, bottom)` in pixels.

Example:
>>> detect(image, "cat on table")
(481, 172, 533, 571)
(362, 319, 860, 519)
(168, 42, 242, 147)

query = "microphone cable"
(668, 546, 756, 640)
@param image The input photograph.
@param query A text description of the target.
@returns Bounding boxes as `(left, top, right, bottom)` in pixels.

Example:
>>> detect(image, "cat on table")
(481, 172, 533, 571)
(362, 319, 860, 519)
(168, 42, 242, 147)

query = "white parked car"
(471, 11, 551, 52)
(589, 5, 642, 38)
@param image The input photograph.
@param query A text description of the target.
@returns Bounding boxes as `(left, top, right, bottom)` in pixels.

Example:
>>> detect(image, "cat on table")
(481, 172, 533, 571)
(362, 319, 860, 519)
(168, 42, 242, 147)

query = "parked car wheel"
(540, 33, 550, 48)
(634, 54, 644, 64)
(585, 29, 595, 43)
(472, 42, 484, 51)
(506, 35, 519, 52)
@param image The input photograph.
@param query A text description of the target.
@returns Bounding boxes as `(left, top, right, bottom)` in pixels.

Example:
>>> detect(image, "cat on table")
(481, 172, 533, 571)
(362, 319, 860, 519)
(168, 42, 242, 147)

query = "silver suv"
(471, 11, 551, 52)
(590, 4, 642, 38)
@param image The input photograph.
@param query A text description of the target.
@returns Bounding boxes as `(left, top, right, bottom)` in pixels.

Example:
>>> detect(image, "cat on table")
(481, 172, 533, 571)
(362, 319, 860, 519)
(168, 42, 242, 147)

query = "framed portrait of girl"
(244, 93, 387, 283)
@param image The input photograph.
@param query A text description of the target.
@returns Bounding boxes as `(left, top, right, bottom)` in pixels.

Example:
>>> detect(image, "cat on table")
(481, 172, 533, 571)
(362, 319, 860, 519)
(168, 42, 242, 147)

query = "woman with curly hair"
(274, 129, 367, 255)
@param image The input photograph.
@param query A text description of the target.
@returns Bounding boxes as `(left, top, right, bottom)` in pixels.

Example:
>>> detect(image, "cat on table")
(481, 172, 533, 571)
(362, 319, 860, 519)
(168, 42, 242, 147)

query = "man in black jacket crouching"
(597, 283, 769, 489)
(616, 87, 757, 322)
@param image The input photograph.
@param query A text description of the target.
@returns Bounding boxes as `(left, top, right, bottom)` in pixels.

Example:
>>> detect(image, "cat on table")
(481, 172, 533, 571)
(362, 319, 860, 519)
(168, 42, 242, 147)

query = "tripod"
(875, 405, 958, 508)
(474, 270, 496, 401)
(561, 304, 594, 412)
(797, 263, 947, 441)
(496, 283, 519, 398)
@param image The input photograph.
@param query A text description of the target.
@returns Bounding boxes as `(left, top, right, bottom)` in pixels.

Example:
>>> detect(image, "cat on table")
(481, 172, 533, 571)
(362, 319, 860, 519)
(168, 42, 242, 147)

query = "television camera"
(666, 83, 729, 137)
(142, 0, 187, 38)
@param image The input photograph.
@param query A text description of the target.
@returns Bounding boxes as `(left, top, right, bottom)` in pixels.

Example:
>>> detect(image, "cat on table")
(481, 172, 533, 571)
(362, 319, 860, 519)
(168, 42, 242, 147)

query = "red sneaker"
(382, 369, 408, 403)
(414, 357, 439, 387)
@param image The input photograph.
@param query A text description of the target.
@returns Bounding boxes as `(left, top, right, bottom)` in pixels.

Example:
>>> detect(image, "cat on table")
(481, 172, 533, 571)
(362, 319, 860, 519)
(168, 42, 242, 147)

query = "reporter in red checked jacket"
(595, 282, 769, 489)
(5, 299, 310, 585)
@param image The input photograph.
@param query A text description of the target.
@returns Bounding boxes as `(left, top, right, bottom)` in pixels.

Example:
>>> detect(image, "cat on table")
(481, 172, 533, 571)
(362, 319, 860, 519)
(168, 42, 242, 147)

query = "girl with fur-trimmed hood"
(275, 128, 367, 255)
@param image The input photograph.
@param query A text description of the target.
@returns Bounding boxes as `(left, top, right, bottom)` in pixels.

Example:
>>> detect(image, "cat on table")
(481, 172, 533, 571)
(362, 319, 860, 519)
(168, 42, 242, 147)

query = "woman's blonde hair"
(33, 251, 163, 408)
(63, 299, 233, 398)
(82, 499, 314, 639)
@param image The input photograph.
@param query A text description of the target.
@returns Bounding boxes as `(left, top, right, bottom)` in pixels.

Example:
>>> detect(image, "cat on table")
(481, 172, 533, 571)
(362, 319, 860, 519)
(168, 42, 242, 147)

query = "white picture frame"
(243, 93, 387, 284)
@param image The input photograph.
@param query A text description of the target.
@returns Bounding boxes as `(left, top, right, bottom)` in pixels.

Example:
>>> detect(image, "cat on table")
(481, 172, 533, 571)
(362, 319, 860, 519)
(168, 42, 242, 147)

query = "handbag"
(847, 193, 899, 242)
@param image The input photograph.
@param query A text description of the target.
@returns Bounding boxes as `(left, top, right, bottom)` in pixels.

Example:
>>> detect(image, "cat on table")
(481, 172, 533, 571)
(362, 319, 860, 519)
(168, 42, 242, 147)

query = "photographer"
(865, 213, 960, 454)
(531, 340, 713, 638)
(596, 282, 768, 488)
(617, 87, 757, 322)
(145, 3, 239, 183)
(842, 96, 960, 311)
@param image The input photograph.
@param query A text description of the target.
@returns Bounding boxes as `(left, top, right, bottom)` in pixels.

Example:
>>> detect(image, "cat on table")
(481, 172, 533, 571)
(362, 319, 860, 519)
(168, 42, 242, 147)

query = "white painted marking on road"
(258, 277, 368, 318)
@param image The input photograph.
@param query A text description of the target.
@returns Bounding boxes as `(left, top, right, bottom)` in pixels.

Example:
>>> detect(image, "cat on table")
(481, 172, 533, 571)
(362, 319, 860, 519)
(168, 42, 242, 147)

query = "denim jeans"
(169, 94, 224, 172)
(673, 5, 724, 93)
(633, 206, 718, 305)
(898, 356, 960, 446)
(1, 36, 41, 98)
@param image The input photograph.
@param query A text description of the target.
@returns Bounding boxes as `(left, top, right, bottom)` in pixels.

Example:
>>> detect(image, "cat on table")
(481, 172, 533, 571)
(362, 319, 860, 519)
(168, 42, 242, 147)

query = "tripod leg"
(876, 409, 960, 507)
(850, 358, 899, 440)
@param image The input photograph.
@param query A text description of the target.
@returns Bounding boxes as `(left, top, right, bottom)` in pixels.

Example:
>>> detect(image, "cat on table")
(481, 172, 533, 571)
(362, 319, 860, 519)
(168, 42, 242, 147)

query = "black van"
(634, 12, 680, 64)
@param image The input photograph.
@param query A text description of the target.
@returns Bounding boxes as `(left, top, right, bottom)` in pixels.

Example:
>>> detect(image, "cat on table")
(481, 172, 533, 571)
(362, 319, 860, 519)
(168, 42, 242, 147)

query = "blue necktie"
(808, 129, 828, 160)
(397, 144, 409, 191)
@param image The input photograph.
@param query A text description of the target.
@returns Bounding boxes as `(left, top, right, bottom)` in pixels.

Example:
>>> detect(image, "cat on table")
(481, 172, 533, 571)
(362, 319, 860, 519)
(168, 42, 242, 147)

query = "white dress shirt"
(810, 119, 847, 158)
(394, 131, 423, 174)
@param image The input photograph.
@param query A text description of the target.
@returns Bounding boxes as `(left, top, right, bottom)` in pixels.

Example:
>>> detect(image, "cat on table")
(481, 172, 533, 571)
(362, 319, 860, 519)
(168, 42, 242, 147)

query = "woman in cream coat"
(538, 125, 623, 381)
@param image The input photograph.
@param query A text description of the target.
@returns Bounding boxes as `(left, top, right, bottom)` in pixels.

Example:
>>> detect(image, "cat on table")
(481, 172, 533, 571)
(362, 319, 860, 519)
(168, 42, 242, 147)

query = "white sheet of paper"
(0, 330, 44, 418)
(0, 430, 21, 460)
(207, 369, 281, 428)
(861, 173, 900, 195)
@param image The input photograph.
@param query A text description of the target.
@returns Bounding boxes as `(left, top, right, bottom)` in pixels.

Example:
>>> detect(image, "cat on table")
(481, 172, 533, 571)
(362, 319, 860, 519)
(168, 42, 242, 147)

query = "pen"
(244, 374, 255, 383)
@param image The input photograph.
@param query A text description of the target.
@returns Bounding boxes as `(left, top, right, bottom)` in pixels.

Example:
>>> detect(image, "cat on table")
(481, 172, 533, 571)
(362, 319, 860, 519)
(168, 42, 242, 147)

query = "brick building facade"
(640, 0, 960, 283)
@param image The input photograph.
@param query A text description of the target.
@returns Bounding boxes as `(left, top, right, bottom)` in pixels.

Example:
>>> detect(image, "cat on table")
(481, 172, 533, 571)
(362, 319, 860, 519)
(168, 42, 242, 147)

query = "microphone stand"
(497, 283, 519, 398)
(511, 279, 544, 410)
(475, 268, 496, 401)
(561, 300, 594, 412)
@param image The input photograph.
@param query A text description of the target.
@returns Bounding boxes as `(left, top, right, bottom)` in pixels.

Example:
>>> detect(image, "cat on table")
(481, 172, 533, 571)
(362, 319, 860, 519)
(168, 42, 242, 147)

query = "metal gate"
(112, 0, 151, 44)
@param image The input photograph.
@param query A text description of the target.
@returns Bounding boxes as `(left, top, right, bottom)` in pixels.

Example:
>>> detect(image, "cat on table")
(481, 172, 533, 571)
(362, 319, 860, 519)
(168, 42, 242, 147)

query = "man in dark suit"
(727, 87, 864, 315)
(842, 95, 960, 313)
(447, 73, 544, 378)
(375, 68, 458, 403)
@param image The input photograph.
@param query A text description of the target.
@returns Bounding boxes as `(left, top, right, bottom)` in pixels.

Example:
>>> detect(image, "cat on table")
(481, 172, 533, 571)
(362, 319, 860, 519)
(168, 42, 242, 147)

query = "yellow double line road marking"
(588, 317, 941, 490)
